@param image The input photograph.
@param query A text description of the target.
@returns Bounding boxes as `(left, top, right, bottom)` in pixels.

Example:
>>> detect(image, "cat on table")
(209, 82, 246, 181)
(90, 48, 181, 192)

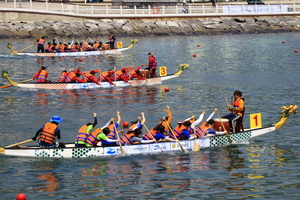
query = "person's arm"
(116, 111, 121, 125)
(32, 71, 40, 79)
(92, 113, 97, 127)
(119, 74, 128, 83)
(191, 111, 205, 130)
(89, 76, 101, 85)
(105, 76, 116, 86)
(206, 111, 215, 121)
(32, 128, 43, 140)
(102, 118, 113, 129)
(72, 76, 85, 83)
(55, 127, 61, 140)
(182, 129, 194, 140)
(166, 106, 172, 125)
(131, 136, 154, 143)
(135, 64, 144, 71)
(97, 133, 108, 141)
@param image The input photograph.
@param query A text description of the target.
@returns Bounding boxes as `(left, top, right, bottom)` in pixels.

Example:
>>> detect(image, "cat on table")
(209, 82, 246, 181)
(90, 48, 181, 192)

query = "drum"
(213, 118, 230, 133)
(102, 44, 110, 50)
(139, 70, 150, 78)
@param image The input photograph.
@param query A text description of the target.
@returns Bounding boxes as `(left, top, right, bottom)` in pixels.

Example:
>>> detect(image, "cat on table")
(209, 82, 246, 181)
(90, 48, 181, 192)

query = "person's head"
(205, 119, 214, 127)
(90, 71, 96, 75)
(41, 36, 45, 39)
(41, 65, 47, 70)
(102, 127, 110, 135)
(153, 124, 165, 133)
(148, 52, 152, 57)
(75, 73, 81, 77)
(110, 32, 113, 35)
(134, 128, 142, 137)
(121, 69, 126, 74)
(86, 123, 92, 126)
(183, 121, 191, 127)
(75, 42, 78, 45)
(49, 115, 62, 124)
(63, 70, 67, 73)
(233, 90, 242, 99)
(47, 42, 51, 45)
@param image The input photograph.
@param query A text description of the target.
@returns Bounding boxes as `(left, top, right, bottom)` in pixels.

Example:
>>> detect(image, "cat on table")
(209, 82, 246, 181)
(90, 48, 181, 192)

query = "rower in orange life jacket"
(82, 70, 101, 85)
(65, 67, 85, 83)
(160, 106, 173, 135)
(31, 115, 65, 148)
(85, 127, 119, 147)
(37, 36, 45, 53)
(146, 52, 157, 78)
(97, 70, 116, 86)
(57, 70, 69, 82)
(111, 67, 131, 82)
(32, 65, 51, 83)
(142, 124, 176, 142)
(75, 113, 97, 147)
(45, 42, 54, 53)
(120, 112, 155, 145)
(102, 111, 122, 146)
(169, 120, 195, 140)
(127, 65, 146, 80)
(223, 90, 245, 133)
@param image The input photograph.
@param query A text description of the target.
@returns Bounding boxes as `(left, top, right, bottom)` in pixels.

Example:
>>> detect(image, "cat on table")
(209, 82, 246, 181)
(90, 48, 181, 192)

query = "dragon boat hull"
(5, 75, 177, 90)
(7, 40, 137, 57)
(0, 125, 277, 158)
(0, 105, 297, 158)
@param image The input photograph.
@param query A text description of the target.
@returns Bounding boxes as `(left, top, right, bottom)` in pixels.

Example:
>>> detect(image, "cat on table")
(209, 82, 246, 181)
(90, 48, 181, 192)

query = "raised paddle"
(192, 111, 205, 152)
(113, 121, 126, 155)
(0, 78, 33, 89)
(143, 123, 163, 153)
(215, 109, 233, 144)
(165, 120, 186, 152)
(4, 139, 34, 149)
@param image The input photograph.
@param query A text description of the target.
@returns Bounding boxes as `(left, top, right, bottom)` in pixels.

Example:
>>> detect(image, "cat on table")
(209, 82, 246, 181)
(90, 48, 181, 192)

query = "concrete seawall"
(1, 15, 300, 39)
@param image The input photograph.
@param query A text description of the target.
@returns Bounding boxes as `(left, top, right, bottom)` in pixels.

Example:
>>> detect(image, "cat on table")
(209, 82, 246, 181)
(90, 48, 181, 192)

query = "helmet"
(49, 115, 62, 123)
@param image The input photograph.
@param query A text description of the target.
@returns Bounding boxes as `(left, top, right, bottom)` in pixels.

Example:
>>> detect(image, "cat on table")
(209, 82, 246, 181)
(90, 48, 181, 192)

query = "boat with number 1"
(0, 105, 297, 158)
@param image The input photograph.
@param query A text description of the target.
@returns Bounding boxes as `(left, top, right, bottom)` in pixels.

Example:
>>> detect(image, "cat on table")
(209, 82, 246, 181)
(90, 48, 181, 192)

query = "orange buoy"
(152, 7, 159, 14)
(123, 121, 129, 127)
(294, 50, 298, 53)
(165, 87, 170, 92)
(78, 58, 82, 61)
(193, 54, 197, 57)
(282, 41, 285, 43)
(197, 44, 201, 47)
(16, 193, 27, 200)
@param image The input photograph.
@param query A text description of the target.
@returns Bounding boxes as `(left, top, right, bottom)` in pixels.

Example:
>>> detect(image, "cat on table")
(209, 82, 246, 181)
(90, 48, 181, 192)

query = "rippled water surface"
(0, 33, 300, 199)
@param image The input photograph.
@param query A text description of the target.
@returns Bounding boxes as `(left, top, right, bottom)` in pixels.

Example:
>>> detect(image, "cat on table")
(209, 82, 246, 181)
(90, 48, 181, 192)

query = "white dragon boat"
(1, 64, 188, 90)
(0, 105, 297, 158)
(7, 39, 137, 57)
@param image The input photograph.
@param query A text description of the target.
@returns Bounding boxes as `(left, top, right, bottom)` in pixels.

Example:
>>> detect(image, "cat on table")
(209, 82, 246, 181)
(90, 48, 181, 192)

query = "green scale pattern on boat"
(209, 131, 252, 147)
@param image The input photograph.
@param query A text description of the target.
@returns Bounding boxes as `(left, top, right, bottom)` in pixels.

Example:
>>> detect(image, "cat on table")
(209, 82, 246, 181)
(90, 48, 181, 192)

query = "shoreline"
(1, 16, 300, 39)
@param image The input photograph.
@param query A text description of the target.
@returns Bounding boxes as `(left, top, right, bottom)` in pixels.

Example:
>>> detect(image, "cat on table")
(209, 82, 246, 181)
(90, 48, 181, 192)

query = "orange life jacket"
(57, 72, 68, 82)
(142, 129, 157, 140)
(39, 122, 57, 144)
(106, 124, 117, 139)
(75, 125, 89, 143)
(45, 45, 53, 52)
(148, 56, 157, 68)
(86, 128, 103, 146)
(196, 122, 212, 138)
(37, 70, 47, 82)
(170, 123, 186, 139)
(97, 71, 110, 82)
(38, 38, 45, 45)
(120, 132, 135, 145)
(93, 43, 100, 50)
(111, 70, 123, 81)
(233, 97, 245, 116)
(65, 72, 76, 82)
(82, 71, 93, 82)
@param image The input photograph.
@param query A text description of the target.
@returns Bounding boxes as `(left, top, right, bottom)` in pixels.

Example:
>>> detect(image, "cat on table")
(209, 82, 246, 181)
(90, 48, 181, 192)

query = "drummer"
(191, 110, 225, 137)
(223, 90, 245, 133)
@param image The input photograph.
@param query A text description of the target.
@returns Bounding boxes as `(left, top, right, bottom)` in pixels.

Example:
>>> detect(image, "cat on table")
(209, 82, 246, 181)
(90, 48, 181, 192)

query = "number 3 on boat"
(250, 113, 262, 129)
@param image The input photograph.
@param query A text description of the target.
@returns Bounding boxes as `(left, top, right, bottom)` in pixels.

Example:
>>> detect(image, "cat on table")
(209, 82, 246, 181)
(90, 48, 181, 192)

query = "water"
(0, 33, 300, 199)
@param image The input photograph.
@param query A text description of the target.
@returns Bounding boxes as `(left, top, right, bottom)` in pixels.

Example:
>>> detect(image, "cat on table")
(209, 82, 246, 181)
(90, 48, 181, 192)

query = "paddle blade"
(193, 141, 200, 152)
(120, 145, 126, 155)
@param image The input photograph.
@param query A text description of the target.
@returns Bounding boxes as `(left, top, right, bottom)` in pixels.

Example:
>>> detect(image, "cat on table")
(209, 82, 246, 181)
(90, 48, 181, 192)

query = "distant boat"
(7, 39, 137, 57)
(1, 64, 189, 90)
(0, 105, 297, 158)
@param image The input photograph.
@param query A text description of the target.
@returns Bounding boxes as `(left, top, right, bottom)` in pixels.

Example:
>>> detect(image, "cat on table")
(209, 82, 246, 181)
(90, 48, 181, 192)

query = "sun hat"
(49, 115, 62, 123)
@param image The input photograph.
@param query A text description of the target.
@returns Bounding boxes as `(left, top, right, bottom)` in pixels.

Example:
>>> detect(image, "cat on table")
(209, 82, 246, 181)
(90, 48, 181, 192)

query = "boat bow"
(273, 105, 298, 130)
(174, 64, 189, 76)
(1, 70, 18, 86)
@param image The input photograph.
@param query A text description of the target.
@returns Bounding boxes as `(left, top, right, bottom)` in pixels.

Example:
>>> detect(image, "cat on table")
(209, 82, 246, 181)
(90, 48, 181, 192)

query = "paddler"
(101, 111, 123, 146)
(75, 113, 97, 147)
(31, 115, 65, 148)
(36, 36, 45, 53)
(32, 65, 51, 83)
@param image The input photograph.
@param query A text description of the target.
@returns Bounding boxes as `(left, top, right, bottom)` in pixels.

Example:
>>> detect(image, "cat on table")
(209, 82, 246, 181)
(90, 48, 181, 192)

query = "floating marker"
(193, 54, 197, 57)
(16, 193, 27, 200)
(165, 87, 170, 92)
(123, 121, 129, 127)
(295, 50, 298, 53)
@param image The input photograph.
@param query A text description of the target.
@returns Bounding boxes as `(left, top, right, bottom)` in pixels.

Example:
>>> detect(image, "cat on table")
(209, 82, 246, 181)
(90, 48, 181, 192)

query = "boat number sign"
(250, 113, 262, 129)
(117, 41, 123, 49)
(159, 66, 167, 77)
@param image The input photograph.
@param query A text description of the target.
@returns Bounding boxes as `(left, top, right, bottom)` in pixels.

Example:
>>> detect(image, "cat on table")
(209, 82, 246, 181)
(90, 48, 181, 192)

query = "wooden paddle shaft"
(5, 139, 33, 148)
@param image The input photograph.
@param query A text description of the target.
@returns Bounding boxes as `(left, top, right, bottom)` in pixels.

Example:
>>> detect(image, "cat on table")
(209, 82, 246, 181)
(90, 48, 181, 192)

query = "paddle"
(17, 44, 36, 53)
(225, 96, 229, 107)
(215, 109, 233, 144)
(143, 123, 164, 153)
(192, 111, 205, 152)
(113, 121, 126, 155)
(0, 78, 33, 89)
(164, 120, 186, 152)
(4, 139, 34, 149)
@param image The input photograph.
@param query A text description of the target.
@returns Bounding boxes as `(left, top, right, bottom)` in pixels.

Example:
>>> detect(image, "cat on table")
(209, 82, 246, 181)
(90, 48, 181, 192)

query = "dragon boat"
(0, 105, 297, 158)
(7, 39, 137, 57)
(1, 64, 188, 90)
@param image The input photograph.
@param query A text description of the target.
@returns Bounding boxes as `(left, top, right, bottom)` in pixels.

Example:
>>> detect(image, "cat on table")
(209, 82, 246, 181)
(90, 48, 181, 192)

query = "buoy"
(294, 50, 298, 53)
(78, 58, 82, 61)
(197, 44, 201, 47)
(165, 87, 170, 92)
(282, 41, 285, 43)
(16, 193, 27, 200)
(123, 121, 129, 127)
(193, 54, 197, 57)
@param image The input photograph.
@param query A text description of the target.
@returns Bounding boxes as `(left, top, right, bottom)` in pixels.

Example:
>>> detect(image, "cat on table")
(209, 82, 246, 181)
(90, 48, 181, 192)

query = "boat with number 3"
(0, 105, 297, 158)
